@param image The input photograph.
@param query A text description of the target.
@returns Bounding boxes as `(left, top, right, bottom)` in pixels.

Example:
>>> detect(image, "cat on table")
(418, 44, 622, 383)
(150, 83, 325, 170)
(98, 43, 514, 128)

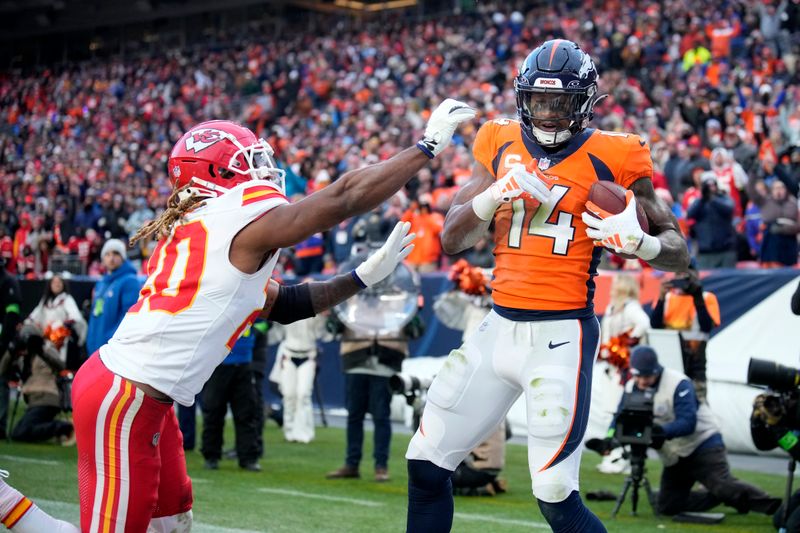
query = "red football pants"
(72, 354, 193, 533)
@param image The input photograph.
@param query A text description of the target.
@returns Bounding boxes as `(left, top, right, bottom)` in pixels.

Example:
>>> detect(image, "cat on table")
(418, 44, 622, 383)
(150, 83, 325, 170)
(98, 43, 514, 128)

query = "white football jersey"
(100, 181, 287, 406)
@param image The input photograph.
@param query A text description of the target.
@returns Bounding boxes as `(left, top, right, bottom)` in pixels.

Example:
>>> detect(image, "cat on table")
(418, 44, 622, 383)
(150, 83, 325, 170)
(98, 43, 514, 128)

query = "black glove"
(651, 424, 666, 450)
(586, 437, 618, 456)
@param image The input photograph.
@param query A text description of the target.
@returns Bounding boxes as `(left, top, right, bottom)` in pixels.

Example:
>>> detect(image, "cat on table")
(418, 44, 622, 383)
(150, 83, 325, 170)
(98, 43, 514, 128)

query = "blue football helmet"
(514, 39, 600, 147)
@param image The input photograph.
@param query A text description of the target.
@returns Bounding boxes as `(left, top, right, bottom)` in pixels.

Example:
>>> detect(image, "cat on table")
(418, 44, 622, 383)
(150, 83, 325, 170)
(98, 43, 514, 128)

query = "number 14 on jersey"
(507, 184, 575, 256)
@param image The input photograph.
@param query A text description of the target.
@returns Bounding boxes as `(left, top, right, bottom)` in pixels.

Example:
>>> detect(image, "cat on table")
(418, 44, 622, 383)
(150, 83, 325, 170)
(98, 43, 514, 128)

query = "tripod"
(611, 444, 659, 518)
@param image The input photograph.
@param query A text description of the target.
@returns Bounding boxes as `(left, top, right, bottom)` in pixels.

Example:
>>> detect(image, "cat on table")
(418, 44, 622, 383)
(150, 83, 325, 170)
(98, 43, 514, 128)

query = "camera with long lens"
(389, 373, 433, 398)
(615, 390, 655, 446)
(748, 358, 800, 393)
(747, 358, 800, 442)
(389, 373, 433, 431)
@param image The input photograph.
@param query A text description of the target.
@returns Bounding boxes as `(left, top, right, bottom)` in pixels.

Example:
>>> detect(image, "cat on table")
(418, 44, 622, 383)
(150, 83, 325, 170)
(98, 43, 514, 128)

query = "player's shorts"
(406, 310, 600, 503)
(72, 353, 193, 532)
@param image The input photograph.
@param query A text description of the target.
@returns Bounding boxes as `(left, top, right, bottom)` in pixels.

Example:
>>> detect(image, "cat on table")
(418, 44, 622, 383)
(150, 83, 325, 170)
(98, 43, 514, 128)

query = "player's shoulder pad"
(593, 129, 650, 152)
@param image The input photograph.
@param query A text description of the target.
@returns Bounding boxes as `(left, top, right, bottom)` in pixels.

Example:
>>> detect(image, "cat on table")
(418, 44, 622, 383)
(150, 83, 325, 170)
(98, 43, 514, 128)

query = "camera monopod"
(778, 458, 796, 533)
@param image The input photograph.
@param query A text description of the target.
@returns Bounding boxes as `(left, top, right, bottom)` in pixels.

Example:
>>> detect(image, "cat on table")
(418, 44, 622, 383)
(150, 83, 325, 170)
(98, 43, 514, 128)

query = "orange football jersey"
(472, 118, 653, 314)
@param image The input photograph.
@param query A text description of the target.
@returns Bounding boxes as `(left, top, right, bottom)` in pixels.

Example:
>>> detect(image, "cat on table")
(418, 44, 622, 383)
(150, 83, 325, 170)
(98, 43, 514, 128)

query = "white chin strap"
(531, 125, 573, 146)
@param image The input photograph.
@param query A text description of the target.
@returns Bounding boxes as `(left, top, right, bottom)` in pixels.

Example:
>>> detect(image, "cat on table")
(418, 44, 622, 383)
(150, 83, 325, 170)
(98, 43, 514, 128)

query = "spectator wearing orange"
(401, 195, 444, 273)
(650, 266, 720, 403)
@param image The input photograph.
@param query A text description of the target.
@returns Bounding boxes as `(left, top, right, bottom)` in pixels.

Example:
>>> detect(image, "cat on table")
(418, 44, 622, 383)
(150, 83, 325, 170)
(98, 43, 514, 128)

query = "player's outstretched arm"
(232, 100, 473, 273)
(441, 161, 550, 254)
(582, 177, 690, 272)
(261, 222, 414, 324)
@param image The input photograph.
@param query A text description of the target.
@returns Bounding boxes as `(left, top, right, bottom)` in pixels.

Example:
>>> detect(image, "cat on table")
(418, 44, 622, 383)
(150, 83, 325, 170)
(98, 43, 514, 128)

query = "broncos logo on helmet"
(514, 40, 601, 147)
(168, 120, 286, 201)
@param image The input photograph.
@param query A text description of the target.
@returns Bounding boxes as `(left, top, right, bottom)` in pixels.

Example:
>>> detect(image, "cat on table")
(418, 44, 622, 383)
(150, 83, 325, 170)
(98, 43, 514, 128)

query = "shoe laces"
(0, 470, 8, 479)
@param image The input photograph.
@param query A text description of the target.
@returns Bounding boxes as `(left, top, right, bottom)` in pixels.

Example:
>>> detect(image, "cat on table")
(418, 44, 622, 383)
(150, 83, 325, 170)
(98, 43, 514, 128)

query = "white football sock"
(0, 470, 79, 533)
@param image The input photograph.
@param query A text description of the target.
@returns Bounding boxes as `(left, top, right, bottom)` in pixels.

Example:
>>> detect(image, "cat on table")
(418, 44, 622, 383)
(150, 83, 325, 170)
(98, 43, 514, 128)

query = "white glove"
(472, 163, 552, 221)
(582, 190, 661, 260)
(353, 221, 415, 287)
(417, 98, 476, 158)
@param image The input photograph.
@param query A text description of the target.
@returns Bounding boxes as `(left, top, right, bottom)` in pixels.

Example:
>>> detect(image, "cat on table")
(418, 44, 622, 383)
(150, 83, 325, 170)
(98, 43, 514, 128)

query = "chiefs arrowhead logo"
(184, 128, 225, 153)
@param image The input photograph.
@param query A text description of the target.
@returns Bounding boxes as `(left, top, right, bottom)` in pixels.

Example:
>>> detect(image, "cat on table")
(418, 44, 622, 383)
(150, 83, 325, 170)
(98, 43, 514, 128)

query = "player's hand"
(491, 164, 551, 204)
(353, 221, 415, 287)
(472, 163, 551, 221)
(582, 190, 646, 256)
(417, 99, 476, 158)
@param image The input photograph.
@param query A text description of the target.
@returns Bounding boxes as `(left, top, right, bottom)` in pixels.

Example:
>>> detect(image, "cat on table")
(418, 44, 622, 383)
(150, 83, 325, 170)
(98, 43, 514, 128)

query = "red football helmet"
(168, 120, 285, 201)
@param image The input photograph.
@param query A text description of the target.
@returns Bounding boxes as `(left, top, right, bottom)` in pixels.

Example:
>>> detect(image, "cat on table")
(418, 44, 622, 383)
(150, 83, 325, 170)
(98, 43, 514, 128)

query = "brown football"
(587, 181, 650, 260)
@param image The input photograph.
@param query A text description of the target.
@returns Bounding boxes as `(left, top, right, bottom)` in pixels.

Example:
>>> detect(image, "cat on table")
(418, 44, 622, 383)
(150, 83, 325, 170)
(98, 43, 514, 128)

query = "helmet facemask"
(516, 85, 597, 147)
(178, 133, 286, 202)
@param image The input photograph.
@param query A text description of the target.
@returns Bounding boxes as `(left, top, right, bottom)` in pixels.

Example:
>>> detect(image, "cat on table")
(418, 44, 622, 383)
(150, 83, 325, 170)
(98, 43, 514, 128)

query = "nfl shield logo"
(538, 158, 551, 170)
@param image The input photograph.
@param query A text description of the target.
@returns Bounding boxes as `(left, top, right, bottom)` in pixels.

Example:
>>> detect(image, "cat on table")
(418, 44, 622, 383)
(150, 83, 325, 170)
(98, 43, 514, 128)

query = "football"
(587, 181, 650, 259)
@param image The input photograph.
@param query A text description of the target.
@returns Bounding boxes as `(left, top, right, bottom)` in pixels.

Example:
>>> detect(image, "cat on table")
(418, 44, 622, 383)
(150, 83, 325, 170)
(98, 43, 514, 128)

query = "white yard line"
(0, 454, 60, 466)
(454, 512, 551, 529)
(257, 487, 385, 507)
(36, 499, 265, 533)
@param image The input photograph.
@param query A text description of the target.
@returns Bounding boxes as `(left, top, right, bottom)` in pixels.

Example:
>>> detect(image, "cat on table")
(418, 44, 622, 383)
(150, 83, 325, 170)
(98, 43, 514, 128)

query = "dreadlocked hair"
(129, 186, 205, 246)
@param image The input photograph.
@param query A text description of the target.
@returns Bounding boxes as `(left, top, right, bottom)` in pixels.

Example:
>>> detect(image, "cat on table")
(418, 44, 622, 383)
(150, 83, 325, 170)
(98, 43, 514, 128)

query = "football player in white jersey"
(0, 99, 475, 533)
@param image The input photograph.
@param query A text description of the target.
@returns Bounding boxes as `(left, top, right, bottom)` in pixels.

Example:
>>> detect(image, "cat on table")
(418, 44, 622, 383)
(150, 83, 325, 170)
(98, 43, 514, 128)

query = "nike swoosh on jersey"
(678, 389, 689, 397)
(548, 340, 570, 349)
(639, 140, 647, 147)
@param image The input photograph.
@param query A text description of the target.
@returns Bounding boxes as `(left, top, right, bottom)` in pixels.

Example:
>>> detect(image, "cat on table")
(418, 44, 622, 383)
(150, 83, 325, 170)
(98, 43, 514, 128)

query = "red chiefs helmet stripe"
(242, 191, 286, 206)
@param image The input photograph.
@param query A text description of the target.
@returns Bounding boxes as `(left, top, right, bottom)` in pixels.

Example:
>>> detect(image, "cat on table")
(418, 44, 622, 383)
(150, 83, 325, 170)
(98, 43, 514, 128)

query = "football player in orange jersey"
(405, 40, 689, 533)
(0, 100, 475, 533)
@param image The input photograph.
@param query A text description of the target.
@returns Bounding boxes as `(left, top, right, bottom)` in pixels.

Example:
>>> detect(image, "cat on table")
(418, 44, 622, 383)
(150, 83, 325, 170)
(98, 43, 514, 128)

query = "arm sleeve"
(618, 136, 654, 189)
(662, 380, 698, 438)
(268, 283, 316, 325)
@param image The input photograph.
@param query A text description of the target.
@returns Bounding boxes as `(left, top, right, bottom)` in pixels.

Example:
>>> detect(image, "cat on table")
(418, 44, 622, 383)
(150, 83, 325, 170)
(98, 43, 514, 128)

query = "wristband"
(350, 269, 368, 289)
(416, 141, 435, 159)
(636, 232, 662, 261)
(471, 187, 500, 221)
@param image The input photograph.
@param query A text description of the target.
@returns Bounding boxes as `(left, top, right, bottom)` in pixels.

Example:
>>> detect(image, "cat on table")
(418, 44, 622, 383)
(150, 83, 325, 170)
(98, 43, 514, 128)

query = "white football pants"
(407, 310, 600, 503)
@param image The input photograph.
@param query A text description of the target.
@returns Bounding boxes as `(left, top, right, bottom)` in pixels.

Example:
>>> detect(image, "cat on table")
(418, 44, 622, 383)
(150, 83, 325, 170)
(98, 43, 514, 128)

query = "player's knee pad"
(147, 510, 193, 533)
(426, 348, 471, 410)
(537, 491, 606, 533)
(526, 368, 573, 441)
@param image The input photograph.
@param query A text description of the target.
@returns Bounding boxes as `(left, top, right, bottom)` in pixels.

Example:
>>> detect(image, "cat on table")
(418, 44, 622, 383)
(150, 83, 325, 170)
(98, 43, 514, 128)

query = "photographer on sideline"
(750, 366, 800, 531)
(650, 265, 720, 402)
(0, 323, 74, 443)
(326, 309, 424, 483)
(605, 346, 780, 516)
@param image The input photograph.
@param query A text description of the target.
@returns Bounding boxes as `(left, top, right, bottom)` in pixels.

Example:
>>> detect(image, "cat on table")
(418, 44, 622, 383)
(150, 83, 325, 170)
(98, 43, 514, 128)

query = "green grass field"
(2, 421, 788, 532)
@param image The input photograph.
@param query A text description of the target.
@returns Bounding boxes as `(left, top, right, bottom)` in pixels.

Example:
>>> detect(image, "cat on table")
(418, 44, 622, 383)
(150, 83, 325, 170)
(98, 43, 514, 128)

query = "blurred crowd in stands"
(0, 0, 799, 279)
